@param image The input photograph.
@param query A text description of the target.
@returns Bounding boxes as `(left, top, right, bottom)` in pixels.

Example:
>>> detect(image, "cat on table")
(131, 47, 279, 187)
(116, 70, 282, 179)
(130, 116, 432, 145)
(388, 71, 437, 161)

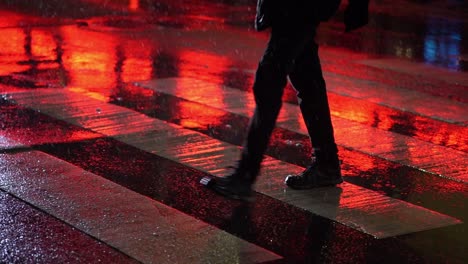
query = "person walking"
(201, 0, 369, 200)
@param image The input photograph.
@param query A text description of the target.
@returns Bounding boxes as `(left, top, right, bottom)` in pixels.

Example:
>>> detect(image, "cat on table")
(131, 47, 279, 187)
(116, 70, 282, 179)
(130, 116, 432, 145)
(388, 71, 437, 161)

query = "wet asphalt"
(0, 0, 467, 263)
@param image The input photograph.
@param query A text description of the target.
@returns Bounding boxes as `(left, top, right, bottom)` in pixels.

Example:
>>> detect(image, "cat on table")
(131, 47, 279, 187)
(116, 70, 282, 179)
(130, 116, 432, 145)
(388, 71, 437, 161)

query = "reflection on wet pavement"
(0, 0, 467, 263)
(3, 87, 465, 254)
(0, 150, 281, 263)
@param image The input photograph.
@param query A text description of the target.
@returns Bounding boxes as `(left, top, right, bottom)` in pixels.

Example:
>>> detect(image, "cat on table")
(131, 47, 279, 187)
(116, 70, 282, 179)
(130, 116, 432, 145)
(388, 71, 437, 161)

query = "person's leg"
(240, 25, 328, 179)
(208, 28, 310, 199)
(236, 34, 289, 181)
(290, 39, 339, 161)
(286, 36, 342, 189)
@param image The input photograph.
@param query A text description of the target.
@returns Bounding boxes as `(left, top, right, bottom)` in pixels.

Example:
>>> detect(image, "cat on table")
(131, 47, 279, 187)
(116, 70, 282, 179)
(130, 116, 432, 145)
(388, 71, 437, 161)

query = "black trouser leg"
(238, 27, 316, 182)
(289, 40, 339, 165)
(239, 52, 287, 181)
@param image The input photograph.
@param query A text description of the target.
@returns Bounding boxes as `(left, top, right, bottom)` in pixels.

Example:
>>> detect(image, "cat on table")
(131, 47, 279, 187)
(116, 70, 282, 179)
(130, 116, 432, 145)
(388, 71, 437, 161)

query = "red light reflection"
(0, 28, 29, 75)
(175, 50, 231, 128)
(129, 0, 139, 11)
(121, 40, 153, 83)
(31, 29, 57, 61)
(178, 50, 230, 85)
(61, 26, 117, 98)
(329, 93, 468, 152)
(177, 50, 228, 98)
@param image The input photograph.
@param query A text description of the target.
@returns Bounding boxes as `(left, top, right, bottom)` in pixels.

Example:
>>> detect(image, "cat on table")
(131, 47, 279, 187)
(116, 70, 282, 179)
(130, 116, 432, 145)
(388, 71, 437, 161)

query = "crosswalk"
(0, 15, 467, 262)
(3, 86, 462, 240)
(0, 149, 281, 263)
(1, 59, 466, 263)
(137, 77, 467, 181)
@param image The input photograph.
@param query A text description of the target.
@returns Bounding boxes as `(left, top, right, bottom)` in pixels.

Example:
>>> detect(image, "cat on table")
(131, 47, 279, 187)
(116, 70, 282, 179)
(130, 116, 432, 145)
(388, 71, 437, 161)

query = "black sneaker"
(200, 174, 253, 201)
(285, 161, 343, 189)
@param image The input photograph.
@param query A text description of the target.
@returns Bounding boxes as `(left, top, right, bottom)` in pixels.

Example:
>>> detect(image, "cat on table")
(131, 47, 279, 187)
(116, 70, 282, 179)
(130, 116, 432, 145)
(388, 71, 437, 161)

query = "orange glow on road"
(129, 0, 139, 11)
(68, 87, 109, 102)
(61, 26, 117, 99)
(121, 40, 153, 82)
(122, 57, 152, 82)
(176, 50, 228, 101)
(0, 28, 29, 75)
(172, 77, 227, 128)
(31, 30, 57, 61)
(328, 92, 468, 152)
(177, 101, 227, 129)
(175, 50, 232, 127)
(178, 50, 230, 86)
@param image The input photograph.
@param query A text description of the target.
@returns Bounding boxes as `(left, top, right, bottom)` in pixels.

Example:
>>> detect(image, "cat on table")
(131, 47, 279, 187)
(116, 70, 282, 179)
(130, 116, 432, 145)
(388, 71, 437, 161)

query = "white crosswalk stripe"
(1, 88, 462, 239)
(0, 149, 281, 264)
(136, 77, 468, 182)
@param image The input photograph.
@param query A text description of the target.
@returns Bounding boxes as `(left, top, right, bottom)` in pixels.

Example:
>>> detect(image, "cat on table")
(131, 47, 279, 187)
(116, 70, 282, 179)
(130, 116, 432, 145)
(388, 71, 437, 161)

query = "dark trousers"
(239, 23, 338, 182)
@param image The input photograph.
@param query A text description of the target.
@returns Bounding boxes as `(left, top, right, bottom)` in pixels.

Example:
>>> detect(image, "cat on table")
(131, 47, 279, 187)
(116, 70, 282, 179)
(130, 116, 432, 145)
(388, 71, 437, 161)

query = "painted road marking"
(0, 136, 25, 150)
(0, 150, 281, 264)
(136, 78, 468, 182)
(3, 89, 462, 238)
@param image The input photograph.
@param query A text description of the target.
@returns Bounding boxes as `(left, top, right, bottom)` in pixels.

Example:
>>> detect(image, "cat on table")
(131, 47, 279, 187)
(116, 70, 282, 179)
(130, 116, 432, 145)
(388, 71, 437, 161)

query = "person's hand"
(344, 0, 369, 32)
